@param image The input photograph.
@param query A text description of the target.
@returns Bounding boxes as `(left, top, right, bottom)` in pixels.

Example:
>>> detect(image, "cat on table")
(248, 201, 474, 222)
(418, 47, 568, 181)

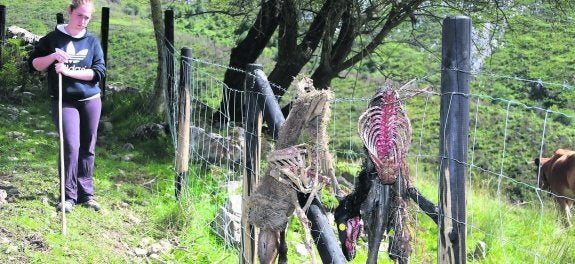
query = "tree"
(200, 0, 569, 122)
(148, 0, 167, 116)
(214, 0, 441, 122)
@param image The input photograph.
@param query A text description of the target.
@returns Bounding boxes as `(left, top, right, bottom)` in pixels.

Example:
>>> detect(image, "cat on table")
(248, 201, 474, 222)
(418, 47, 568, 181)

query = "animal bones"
(248, 77, 338, 263)
(335, 79, 431, 264)
(358, 85, 412, 185)
(268, 144, 331, 195)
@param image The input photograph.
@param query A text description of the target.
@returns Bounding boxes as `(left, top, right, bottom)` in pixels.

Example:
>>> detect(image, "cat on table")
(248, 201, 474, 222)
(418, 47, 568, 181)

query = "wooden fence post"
(0, 5, 5, 69)
(100, 7, 109, 100)
(438, 16, 471, 263)
(241, 63, 263, 264)
(56, 12, 64, 25)
(164, 9, 175, 120)
(175, 48, 192, 199)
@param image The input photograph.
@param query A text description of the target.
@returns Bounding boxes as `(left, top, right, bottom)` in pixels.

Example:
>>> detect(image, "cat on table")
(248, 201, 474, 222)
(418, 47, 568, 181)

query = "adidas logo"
(65, 42, 88, 64)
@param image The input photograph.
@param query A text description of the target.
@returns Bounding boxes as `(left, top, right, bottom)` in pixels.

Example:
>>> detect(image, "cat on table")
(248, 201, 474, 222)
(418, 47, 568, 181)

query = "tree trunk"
(148, 0, 166, 116)
(217, 0, 428, 123)
(215, 0, 280, 123)
(268, 0, 346, 95)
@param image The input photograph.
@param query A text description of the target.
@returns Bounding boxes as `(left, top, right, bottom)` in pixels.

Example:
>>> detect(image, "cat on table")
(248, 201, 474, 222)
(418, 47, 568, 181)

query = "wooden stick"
(58, 73, 67, 234)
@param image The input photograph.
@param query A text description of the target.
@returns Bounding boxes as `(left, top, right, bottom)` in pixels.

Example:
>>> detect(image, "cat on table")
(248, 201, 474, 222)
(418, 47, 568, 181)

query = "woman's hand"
(31, 48, 71, 72)
(55, 62, 69, 75)
(51, 48, 70, 63)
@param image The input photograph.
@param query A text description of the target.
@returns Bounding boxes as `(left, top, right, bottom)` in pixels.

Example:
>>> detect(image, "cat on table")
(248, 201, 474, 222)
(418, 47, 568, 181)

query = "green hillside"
(1, 0, 575, 263)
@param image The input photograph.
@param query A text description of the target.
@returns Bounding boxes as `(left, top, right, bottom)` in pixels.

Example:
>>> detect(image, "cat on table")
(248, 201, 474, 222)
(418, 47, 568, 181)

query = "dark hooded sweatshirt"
(29, 24, 106, 102)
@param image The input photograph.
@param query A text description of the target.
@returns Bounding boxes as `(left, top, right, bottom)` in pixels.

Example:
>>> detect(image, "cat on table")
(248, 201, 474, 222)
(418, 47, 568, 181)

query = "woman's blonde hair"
(70, 0, 94, 11)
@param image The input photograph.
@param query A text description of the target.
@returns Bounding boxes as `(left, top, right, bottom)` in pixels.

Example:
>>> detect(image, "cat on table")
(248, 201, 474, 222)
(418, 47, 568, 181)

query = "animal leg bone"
(295, 206, 317, 264)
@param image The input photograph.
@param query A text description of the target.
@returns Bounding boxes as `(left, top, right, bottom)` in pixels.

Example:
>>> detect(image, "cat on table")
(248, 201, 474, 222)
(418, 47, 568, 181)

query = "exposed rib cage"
(267, 144, 330, 194)
(358, 88, 412, 185)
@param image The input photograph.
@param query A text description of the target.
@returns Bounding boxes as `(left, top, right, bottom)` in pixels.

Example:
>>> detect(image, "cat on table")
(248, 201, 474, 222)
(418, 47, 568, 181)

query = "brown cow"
(534, 148, 575, 227)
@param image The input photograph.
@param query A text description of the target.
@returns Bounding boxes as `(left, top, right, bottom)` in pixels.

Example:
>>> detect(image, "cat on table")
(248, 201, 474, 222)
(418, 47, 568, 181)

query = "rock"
(226, 181, 242, 214)
(127, 213, 141, 225)
(212, 181, 243, 247)
(140, 237, 153, 247)
(190, 126, 244, 166)
(212, 203, 241, 247)
(0, 236, 10, 244)
(472, 240, 487, 260)
(132, 123, 166, 140)
(159, 239, 172, 252)
(111, 201, 128, 209)
(100, 121, 113, 133)
(149, 243, 162, 254)
(122, 154, 134, 161)
(5, 244, 18, 254)
(25, 233, 48, 250)
(295, 243, 310, 256)
(46, 132, 59, 138)
(22, 92, 34, 99)
(7, 26, 41, 44)
(0, 190, 7, 204)
(5, 187, 18, 201)
(122, 143, 134, 150)
(7, 131, 25, 140)
(133, 247, 147, 257)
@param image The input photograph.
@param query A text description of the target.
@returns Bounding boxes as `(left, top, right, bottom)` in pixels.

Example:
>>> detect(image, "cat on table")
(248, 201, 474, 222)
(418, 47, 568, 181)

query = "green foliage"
(2, 0, 575, 263)
(0, 39, 32, 92)
(102, 90, 162, 135)
(479, 5, 575, 113)
(370, 42, 434, 80)
(122, 2, 140, 16)
(1, 0, 62, 33)
(320, 188, 338, 211)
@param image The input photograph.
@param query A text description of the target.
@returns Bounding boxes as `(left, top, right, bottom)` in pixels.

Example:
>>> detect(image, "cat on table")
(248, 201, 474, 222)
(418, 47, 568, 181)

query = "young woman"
(29, 0, 106, 212)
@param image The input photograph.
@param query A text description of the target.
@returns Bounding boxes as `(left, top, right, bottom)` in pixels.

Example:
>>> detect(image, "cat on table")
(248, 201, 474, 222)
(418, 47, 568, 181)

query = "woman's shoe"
(56, 200, 74, 213)
(82, 199, 101, 211)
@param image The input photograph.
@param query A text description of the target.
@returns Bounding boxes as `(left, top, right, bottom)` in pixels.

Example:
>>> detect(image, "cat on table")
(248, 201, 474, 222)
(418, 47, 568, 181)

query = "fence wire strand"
(155, 30, 575, 262)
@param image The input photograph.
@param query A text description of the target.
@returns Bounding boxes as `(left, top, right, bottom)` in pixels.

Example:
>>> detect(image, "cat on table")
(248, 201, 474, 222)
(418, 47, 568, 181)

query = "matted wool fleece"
(248, 78, 333, 231)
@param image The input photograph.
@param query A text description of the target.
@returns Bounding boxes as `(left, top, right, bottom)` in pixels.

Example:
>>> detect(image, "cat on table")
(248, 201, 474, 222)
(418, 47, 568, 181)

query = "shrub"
(0, 39, 34, 92)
